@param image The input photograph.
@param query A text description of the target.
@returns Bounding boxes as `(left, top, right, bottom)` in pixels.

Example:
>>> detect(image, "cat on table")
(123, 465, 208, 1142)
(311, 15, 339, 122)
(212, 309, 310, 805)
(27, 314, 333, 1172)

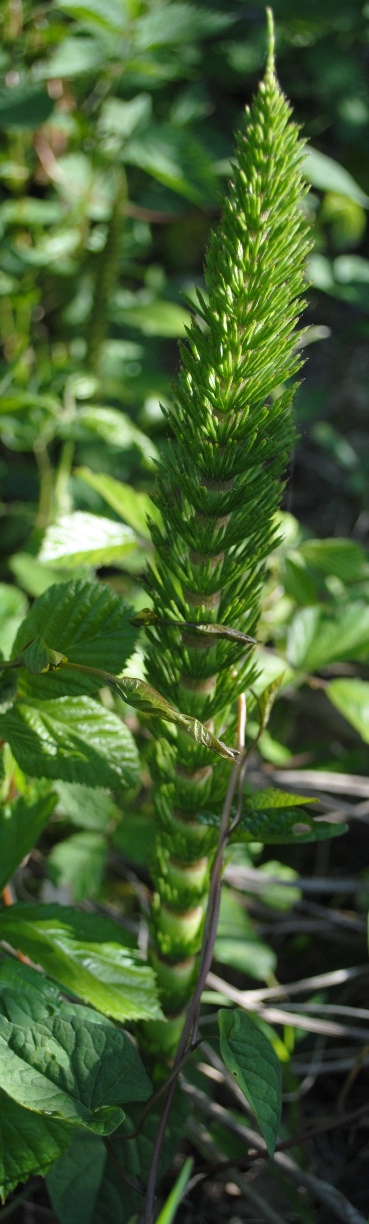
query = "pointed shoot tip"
(266, 7, 275, 78)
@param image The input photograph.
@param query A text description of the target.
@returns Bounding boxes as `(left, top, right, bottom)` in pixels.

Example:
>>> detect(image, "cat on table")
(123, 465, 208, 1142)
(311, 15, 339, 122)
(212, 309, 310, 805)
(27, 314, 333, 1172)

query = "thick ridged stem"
(143, 30, 311, 1053)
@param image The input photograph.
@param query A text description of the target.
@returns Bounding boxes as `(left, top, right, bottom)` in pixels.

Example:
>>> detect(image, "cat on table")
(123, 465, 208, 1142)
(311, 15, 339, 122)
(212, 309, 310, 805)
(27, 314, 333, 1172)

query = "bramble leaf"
(0, 905, 163, 1023)
(13, 579, 138, 698)
(0, 696, 140, 789)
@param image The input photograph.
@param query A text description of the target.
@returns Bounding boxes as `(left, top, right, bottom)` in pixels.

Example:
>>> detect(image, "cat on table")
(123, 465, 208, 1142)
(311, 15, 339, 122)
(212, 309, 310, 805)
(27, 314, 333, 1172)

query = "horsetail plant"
(0, 13, 348, 1218)
(141, 10, 312, 1053)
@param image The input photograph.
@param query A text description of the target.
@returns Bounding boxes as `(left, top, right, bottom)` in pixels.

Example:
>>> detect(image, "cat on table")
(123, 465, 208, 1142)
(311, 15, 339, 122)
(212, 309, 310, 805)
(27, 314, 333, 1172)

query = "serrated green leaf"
(300, 538, 369, 584)
(48, 832, 107, 902)
(134, 3, 233, 49)
(197, 805, 346, 845)
(124, 124, 217, 206)
(0, 1012, 151, 1134)
(115, 295, 191, 337)
(55, 782, 117, 830)
(0, 959, 115, 1030)
(37, 35, 105, 79)
(0, 696, 140, 789)
(0, 1089, 71, 1202)
(38, 512, 140, 569)
(218, 1008, 282, 1155)
(69, 406, 158, 465)
(287, 603, 369, 672)
(0, 582, 28, 658)
(0, 84, 54, 129)
(0, 905, 163, 1023)
(13, 579, 138, 698)
(0, 788, 56, 892)
(58, 0, 126, 31)
(250, 788, 317, 810)
(326, 678, 369, 743)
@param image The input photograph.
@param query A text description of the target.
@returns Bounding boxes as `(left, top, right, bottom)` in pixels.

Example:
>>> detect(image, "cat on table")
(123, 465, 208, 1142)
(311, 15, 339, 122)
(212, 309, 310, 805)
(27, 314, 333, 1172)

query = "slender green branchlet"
(144, 13, 311, 1049)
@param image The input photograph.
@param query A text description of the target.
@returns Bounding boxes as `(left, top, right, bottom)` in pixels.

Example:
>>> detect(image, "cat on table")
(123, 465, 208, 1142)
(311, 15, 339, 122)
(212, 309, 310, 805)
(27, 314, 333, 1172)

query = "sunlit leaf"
(13, 579, 138, 697)
(326, 677, 369, 744)
(0, 905, 163, 1023)
(0, 696, 140, 790)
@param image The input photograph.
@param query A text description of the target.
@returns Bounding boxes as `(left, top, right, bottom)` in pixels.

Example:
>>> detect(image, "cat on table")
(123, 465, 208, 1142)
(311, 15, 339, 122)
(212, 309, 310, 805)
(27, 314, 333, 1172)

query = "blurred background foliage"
(3, 7, 369, 1218)
(1, 1, 369, 951)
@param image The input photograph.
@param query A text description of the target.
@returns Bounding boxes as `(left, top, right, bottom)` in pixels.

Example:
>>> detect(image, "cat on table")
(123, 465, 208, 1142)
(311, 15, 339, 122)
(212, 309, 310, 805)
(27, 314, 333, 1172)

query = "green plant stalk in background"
(143, 13, 311, 1052)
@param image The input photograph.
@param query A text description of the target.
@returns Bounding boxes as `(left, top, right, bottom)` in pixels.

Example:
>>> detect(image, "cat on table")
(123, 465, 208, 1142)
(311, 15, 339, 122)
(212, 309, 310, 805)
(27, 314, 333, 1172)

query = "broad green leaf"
(134, 4, 233, 48)
(0, 788, 56, 892)
(0, 696, 140, 789)
(38, 513, 140, 569)
(0, 83, 54, 129)
(13, 578, 138, 697)
(299, 538, 369, 584)
(0, 905, 163, 1023)
(250, 788, 317, 810)
(0, 582, 28, 658)
(37, 36, 105, 78)
(304, 148, 369, 207)
(55, 781, 118, 830)
(326, 678, 369, 743)
(114, 294, 191, 337)
(113, 812, 155, 866)
(0, 960, 115, 1030)
(57, 0, 126, 31)
(286, 605, 321, 670)
(47, 832, 107, 901)
(99, 94, 152, 142)
(1, 198, 62, 227)
(287, 603, 369, 671)
(124, 125, 217, 206)
(15, 228, 82, 267)
(283, 555, 318, 605)
(258, 862, 301, 911)
(0, 1012, 151, 1134)
(218, 1008, 282, 1155)
(0, 1089, 71, 1201)
(68, 406, 158, 465)
(197, 805, 346, 845)
(48, 1088, 188, 1224)
(47, 1132, 106, 1224)
(76, 468, 161, 537)
(9, 552, 69, 597)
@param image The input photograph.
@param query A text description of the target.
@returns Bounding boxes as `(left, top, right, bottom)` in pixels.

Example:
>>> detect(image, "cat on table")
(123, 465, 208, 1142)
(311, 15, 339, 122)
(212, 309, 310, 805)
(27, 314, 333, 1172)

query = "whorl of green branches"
(144, 15, 311, 1027)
